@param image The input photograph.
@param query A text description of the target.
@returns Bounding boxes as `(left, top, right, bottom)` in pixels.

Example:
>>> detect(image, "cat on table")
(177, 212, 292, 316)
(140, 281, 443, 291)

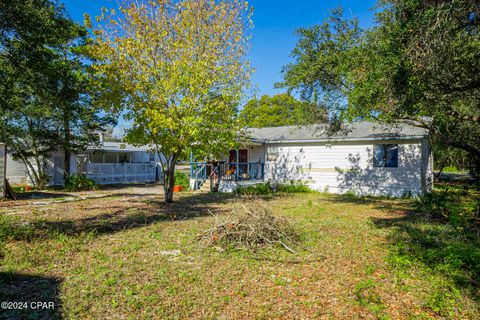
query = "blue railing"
(190, 162, 207, 180)
(190, 162, 264, 182)
(219, 162, 265, 181)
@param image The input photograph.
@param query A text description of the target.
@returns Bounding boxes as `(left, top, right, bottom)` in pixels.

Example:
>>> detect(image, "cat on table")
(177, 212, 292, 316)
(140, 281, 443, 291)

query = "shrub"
(236, 181, 314, 195)
(65, 174, 97, 191)
(415, 187, 480, 226)
(12, 185, 34, 193)
(276, 182, 313, 193)
(236, 182, 273, 195)
(174, 171, 190, 190)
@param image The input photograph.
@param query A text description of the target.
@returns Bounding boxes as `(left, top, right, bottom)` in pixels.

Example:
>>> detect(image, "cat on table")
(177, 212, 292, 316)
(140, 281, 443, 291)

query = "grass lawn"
(0, 185, 479, 319)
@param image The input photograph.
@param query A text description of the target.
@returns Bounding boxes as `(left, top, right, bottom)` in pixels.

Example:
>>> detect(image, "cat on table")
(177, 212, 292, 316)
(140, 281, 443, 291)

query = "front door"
(229, 149, 248, 178)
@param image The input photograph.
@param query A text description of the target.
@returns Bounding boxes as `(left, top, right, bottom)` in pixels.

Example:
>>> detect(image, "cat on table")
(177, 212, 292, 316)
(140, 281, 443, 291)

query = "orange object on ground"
(173, 185, 183, 192)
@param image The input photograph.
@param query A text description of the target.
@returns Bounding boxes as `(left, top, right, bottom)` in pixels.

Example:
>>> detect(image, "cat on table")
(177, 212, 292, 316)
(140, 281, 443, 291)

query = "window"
(89, 152, 104, 163)
(104, 153, 118, 163)
(266, 146, 278, 161)
(373, 144, 398, 167)
(118, 152, 130, 163)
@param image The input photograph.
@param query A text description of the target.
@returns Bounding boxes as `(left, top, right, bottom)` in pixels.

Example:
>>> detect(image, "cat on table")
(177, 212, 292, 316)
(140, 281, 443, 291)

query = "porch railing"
(87, 163, 156, 184)
(218, 162, 264, 181)
(190, 162, 264, 182)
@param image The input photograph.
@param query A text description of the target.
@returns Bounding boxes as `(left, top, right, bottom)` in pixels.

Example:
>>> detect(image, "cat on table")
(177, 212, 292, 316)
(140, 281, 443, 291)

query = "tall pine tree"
(0, 0, 114, 186)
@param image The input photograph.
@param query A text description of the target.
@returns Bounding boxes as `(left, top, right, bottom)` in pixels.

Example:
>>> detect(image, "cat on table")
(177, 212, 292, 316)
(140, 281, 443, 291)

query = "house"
(4, 141, 163, 186)
(190, 122, 433, 197)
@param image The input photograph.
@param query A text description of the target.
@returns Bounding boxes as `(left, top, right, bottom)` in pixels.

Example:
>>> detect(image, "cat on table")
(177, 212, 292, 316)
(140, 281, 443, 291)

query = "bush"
(65, 174, 97, 191)
(236, 183, 273, 195)
(415, 186, 480, 226)
(276, 183, 313, 193)
(174, 171, 190, 190)
(12, 185, 34, 193)
(236, 181, 314, 196)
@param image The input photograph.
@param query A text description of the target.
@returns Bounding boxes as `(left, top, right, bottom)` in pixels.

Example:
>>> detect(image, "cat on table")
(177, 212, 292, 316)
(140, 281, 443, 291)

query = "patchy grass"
(0, 185, 479, 319)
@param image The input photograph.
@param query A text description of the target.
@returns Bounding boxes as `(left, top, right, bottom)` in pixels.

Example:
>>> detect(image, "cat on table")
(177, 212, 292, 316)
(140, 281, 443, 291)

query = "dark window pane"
(385, 144, 398, 167)
(373, 144, 398, 167)
(373, 145, 385, 167)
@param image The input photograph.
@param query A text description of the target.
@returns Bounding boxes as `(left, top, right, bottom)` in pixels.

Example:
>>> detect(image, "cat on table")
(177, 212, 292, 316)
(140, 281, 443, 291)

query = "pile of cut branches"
(197, 204, 302, 253)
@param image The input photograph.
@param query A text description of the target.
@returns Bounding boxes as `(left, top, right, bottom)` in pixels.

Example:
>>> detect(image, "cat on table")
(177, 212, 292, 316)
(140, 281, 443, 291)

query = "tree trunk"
(64, 150, 71, 185)
(62, 45, 72, 186)
(472, 156, 480, 178)
(21, 155, 40, 187)
(164, 166, 175, 203)
(163, 153, 179, 203)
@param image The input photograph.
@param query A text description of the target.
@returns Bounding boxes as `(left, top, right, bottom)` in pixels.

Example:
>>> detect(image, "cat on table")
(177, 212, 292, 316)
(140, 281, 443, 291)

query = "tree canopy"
(88, 0, 253, 202)
(279, 2, 480, 174)
(0, 0, 113, 186)
(240, 93, 328, 128)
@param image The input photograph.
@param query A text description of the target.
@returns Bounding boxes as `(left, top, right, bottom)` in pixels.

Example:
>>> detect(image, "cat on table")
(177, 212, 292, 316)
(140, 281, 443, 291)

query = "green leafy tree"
(48, 27, 116, 182)
(240, 93, 327, 128)
(89, 0, 253, 202)
(0, 0, 70, 186)
(279, 3, 480, 175)
(0, 0, 114, 186)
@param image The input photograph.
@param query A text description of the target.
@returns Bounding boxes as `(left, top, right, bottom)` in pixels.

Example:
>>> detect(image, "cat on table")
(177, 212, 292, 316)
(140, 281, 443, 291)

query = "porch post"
(235, 148, 239, 181)
(190, 151, 193, 178)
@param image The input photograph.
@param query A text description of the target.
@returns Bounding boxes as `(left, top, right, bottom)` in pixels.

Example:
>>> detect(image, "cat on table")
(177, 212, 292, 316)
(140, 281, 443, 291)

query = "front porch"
(190, 147, 266, 192)
(190, 161, 265, 192)
(75, 149, 158, 185)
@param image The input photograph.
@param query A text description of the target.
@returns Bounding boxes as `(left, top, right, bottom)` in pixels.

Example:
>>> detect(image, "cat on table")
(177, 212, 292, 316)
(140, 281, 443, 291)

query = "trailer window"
(373, 144, 398, 167)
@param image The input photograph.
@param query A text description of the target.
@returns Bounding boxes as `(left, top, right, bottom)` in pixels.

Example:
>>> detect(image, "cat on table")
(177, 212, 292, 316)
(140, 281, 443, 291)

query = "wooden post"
(235, 148, 239, 181)
(190, 151, 194, 178)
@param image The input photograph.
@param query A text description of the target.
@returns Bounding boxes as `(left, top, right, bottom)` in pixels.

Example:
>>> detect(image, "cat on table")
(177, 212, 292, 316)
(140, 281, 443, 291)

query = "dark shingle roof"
(247, 122, 428, 143)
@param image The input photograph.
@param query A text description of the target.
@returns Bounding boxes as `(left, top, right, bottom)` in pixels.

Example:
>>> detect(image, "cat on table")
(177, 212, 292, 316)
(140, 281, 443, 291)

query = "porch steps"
(198, 180, 211, 192)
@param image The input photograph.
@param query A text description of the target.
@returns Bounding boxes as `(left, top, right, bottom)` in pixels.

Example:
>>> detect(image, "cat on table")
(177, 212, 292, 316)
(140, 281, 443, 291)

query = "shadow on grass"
(0, 272, 61, 320)
(15, 191, 77, 201)
(328, 192, 414, 213)
(319, 188, 480, 308)
(0, 191, 248, 242)
(371, 211, 480, 304)
(11, 183, 161, 201)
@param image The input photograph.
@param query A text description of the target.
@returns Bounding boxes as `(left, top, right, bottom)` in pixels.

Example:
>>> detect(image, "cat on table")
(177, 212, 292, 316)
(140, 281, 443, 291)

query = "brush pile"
(198, 204, 301, 253)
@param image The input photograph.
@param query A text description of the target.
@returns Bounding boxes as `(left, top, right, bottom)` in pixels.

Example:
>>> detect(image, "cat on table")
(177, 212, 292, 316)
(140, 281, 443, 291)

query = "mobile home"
(190, 122, 433, 197)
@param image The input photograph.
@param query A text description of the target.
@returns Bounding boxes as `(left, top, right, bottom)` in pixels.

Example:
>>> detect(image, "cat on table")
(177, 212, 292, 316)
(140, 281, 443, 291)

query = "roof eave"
(251, 135, 427, 144)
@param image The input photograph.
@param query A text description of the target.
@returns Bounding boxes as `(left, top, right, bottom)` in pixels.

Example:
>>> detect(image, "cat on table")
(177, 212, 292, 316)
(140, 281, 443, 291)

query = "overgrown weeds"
(382, 183, 480, 317)
(197, 203, 302, 253)
(235, 181, 314, 196)
(415, 183, 480, 227)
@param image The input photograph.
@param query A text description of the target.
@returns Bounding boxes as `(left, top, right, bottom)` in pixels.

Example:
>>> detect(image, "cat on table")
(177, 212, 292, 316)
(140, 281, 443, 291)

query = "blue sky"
(62, 0, 377, 97)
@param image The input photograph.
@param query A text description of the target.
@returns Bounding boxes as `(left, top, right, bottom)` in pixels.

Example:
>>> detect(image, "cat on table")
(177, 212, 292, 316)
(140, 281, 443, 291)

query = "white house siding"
(248, 145, 265, 163)
(264, 139, 426, 197)
(421, 138, 434, 193)
(44, 152, 77, 186)
(5, 153, 30, 185)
